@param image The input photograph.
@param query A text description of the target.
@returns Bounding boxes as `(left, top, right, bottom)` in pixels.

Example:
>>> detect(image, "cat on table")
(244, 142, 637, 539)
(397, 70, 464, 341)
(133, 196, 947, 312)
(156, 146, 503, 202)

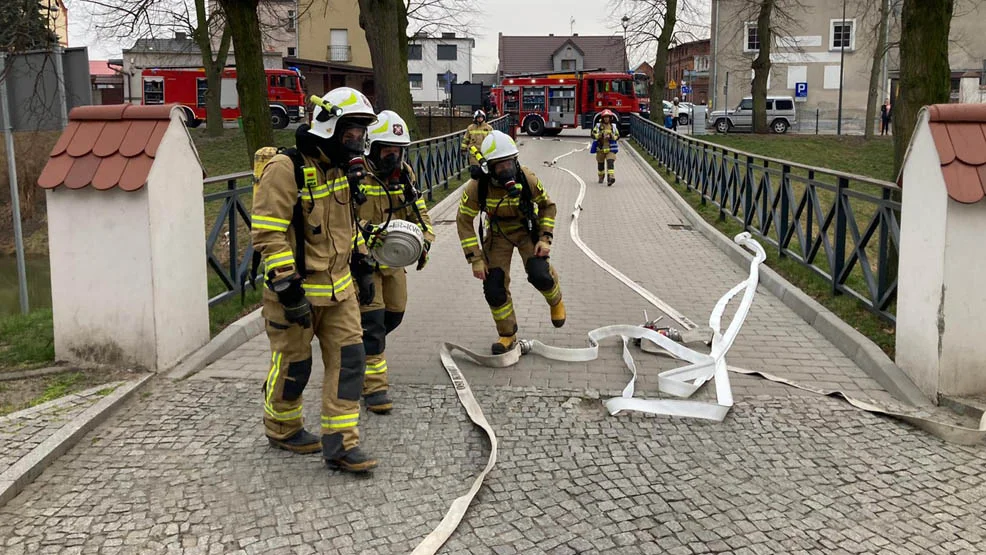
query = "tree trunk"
(218, 0, 273, 165)
(193, 0, 233, 137)
(865, 0, 890, 140)
(894, 0, 953, 173)
(649, 0, 678, 123)
(751, 0, 774, 134)
(357, 0, 420, 137)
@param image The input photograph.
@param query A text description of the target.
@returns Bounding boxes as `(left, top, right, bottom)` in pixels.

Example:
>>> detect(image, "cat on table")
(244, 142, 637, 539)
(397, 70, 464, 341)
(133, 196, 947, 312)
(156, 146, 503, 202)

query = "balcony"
(327, 45, 352, 63)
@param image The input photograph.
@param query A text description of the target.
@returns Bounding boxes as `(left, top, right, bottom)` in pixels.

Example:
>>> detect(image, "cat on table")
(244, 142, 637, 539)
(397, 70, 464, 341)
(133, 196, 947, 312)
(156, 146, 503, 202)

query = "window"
(329, 29, 350, 62)
(775, 99, 794, 110)
(437, 44, 457, 60)
(196, 78, 208, 107)
(287, 46, 296, 57)
(823, 65, 841, 89)
(409, 73, 423, 89)
(737, 99, 753, 110)
(745, 23, 760, 52)
(437, 72, 457, 91)
(286, 10, 296, 32)
(143, 77, 164, 104)
(270, 75, 299, 91)
(408, 44, 423, 60)
(830, 19, 855, 50)
(561, 59, 576, 71)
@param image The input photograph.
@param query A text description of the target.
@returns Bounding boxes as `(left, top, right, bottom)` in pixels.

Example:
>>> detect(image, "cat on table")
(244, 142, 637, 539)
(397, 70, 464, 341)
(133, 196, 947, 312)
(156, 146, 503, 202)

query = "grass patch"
(630, 140, 895, 358)
(96, 385, 118, 396)
(191, 128, 296, 178)
(30, 371, 85, 406)
(0, 308, 54, 370)
(698, 134, 895, 182)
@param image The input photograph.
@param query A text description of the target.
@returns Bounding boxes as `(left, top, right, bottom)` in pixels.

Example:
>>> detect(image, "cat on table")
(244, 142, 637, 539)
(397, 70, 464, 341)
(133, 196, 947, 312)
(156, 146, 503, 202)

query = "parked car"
(706, 96, 797, 134)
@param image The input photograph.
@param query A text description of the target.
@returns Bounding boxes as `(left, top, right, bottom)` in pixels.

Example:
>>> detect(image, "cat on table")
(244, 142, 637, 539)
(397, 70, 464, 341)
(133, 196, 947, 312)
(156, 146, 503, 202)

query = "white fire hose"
(410, 145, 986, 555)
(368, 219, 425, 268)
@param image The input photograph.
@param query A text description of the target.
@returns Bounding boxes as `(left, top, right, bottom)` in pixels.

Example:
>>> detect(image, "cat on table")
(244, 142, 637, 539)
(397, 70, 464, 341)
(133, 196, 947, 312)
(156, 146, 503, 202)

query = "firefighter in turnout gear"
(592, 109, 620, 186)
(357, 110, 435, 414)
(251, 86, 380, 473)
(456, 130, 566, 354)
(461, 110, 493, 169)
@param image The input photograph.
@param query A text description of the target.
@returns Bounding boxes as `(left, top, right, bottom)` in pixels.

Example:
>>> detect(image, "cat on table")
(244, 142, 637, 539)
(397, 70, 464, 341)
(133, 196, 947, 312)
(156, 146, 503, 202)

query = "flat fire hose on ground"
(410, 145, 986, 555)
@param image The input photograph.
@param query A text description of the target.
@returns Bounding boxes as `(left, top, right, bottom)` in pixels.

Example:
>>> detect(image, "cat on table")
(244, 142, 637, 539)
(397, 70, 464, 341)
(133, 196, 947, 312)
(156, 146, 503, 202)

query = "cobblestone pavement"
(3, 132, 984, 554)
(0, 382, 123, 471)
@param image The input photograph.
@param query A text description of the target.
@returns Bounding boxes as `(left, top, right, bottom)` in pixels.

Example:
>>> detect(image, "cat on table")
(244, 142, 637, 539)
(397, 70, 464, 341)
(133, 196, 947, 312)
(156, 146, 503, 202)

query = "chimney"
(175, 31, 187, 41)
(442, 32, 455, 39)
(549, 33, 554, 37)
(573, 33, 579, 37)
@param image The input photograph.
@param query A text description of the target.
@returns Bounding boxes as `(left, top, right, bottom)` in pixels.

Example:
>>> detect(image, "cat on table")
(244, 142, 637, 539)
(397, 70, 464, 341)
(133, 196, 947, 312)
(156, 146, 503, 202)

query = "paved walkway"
(2, 132, 984, 555)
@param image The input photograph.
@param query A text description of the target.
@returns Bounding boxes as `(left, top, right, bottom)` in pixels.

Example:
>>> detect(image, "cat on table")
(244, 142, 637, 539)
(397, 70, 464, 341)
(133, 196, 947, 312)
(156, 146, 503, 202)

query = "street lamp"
(836, 0, 846, 135)
(621, 16, 630, 72)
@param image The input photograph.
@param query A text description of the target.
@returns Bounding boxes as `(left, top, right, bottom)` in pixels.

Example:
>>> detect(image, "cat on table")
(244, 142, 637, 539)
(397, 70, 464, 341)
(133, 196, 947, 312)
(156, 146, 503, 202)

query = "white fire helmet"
(307, 87, 377, 139)
(480, 130, 519, 163)
(366, 110, 412, 153)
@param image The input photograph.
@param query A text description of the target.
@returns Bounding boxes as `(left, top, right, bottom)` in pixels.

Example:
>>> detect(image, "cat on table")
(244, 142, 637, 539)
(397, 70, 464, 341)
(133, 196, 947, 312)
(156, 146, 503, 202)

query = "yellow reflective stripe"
(334, 272, 353, 288)
(491, 302, 514, 321)
(264, 352, 302, 422)
(354, 233, 366, 246)
(264, 251, 295, 270)
(252, 215, 290, 231)
(461, 237, 479, 248)
(322, 413, 359, 429)
(415, 199, 427, 210)
(300, 185, 330, 200)
(366, 360, 388, 375)
(542, 282, 562, 302)
(539, 218, 555, 227)
(469, 130, 489, 134)
(362, 185, 391, 197)
(302, 273, 353, 297)
(459, 204, 479, 217)
(329, 177, 349, 191)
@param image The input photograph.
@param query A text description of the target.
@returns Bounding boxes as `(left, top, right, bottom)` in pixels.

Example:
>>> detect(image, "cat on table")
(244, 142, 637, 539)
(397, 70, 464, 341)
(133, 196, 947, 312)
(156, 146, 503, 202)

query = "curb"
(0, 366, 81, 382)
(167, 307, 265, 381)
(0, 380, 125, 422)
(0, 373, 153, 508)
(624, 143, 931, 408)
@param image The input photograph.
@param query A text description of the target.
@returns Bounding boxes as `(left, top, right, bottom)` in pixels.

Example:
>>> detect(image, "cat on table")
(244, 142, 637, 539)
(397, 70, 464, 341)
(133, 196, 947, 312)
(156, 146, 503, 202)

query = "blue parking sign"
(795, 82, 808, 98)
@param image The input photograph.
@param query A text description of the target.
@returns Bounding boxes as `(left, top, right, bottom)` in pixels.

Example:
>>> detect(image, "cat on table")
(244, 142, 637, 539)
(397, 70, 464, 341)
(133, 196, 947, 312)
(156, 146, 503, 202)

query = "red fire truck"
(491, 71, 642, 136)
(139, 67, 306, 129)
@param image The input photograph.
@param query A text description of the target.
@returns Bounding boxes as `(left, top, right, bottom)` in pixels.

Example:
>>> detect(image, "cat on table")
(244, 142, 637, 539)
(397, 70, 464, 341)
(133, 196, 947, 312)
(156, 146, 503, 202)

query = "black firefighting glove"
(351, 253, 376, 306)
(347, 157, 368, 205)
(416, 240, 431, 271)
(271, 275, 312, 328)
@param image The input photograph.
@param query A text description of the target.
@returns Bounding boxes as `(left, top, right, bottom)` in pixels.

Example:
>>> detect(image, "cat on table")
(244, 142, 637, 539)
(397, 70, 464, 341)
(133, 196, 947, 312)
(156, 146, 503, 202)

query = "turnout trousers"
(261, 296, 366, 452)
(359, 269, 408, 395)
(482, 228, 563, 337)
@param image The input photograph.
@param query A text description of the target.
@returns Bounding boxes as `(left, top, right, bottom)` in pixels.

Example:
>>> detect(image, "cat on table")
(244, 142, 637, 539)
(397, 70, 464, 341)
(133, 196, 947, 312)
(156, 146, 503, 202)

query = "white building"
(407, 33, 474, 105)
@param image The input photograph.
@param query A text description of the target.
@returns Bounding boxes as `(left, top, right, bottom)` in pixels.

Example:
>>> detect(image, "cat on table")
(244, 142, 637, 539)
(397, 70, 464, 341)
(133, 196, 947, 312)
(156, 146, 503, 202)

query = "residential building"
(40, 0, 68, 47)
(407, 33, 474, 105)
(297, 0, 371, 67)
(666, 39, 710, 104)
(710, 0, 986, 119)
(634, 61, 654, 81)
(471, 73, 498, 87)
(258, 0, 298, 58)
(497, 34, 627, 81)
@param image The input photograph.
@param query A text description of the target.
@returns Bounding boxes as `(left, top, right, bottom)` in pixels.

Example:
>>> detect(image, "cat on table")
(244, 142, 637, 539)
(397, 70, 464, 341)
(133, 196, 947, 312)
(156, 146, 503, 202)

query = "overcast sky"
(65, 0, 708, 73)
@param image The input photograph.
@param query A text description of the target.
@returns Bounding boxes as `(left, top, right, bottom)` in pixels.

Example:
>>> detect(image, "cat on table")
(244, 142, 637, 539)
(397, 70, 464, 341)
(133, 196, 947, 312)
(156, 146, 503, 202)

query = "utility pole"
(0, 54, 30, 314)
(837, 0, 847, 135)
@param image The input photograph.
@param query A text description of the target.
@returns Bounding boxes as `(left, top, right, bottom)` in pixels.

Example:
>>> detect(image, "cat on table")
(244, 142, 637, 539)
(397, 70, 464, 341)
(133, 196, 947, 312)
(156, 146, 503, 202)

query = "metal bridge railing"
(204, 115, 511, 305)
(630, 114, 900, 323)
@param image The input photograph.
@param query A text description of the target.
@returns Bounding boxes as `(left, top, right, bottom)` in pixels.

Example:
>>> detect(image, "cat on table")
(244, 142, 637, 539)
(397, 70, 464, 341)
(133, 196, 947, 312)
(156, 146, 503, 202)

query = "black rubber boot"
(365, 390, 393, 414)
(323, 433, 378, 473)
(267, 428, 321, 454)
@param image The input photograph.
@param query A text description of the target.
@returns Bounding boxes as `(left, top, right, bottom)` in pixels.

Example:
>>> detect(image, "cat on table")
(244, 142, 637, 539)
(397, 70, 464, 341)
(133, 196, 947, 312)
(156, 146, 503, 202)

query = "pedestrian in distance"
(591, 109, 620, 186)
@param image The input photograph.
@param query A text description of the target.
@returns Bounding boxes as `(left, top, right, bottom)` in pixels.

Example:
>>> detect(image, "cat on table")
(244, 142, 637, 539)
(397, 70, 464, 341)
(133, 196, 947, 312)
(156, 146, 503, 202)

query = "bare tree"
(217, 0, 272, 164)
(612, 0, 707, 122)
(864, 0, 895, 139)
(894, 0, 954, 172)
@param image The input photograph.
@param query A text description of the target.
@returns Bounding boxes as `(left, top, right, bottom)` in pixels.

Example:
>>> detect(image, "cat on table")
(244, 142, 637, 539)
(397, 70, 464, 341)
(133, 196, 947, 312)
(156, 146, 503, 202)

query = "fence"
(204, 115, 511, 306)
(630, 114, 900, 323)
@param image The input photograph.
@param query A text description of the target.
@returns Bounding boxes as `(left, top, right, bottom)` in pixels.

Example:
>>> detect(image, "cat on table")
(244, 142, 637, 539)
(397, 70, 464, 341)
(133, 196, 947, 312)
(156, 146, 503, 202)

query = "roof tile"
(118, 154, 155, 191)
(119, 120, 157, 158)
(50, 121, 80, 157)
(946, 123, 986, 165)
(144, 121, 170, 158)
(36, 102, 191, 192)
(919, 104, 986, 204)
(63, 155, 103, 190)
(499, 35, 627, 75)
(92, 121, 132, 157)
(65, 121, 104, 157)
(37, 154, 75, 189)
